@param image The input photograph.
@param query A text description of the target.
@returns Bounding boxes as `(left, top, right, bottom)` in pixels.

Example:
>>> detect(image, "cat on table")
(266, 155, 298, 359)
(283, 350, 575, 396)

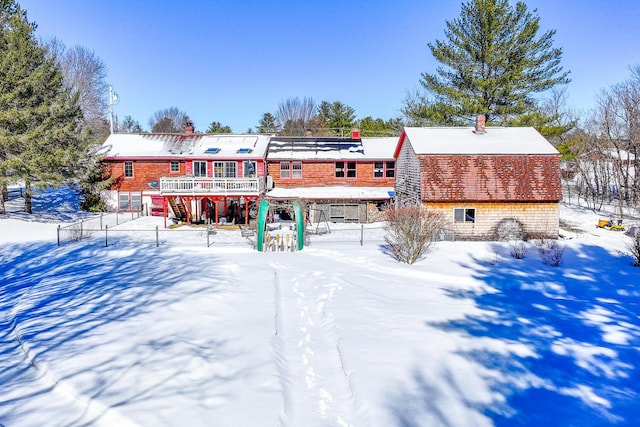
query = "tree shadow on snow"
(389, 241, 640, 427)
(0, 237, 245, 425)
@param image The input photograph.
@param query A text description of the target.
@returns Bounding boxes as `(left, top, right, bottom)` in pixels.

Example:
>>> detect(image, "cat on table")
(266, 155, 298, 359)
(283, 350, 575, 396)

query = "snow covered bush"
(537, 240, 565, 267)
(509, 241, 528, 259)
(383, 205, 444, 264)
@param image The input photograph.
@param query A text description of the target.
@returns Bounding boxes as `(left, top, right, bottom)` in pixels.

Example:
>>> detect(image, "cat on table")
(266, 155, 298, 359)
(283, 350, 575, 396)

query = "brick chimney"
(474, 115, 486, 134)
(184, 121, 194, 134)
(305, 130, 313, 137)
(351, 128, 360, 140)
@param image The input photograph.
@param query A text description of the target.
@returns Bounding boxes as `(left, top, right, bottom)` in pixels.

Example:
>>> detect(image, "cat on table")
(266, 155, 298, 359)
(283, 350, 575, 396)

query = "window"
(374, 162, 384, 178)
(119, 192, 142, 211)
(374, 161, 395, 178)
(385, 161, 395, 178)
(124, 161, 133, 178)
(243, 160, 256, 177)
(335, 162, 344, 178)
(170, 161, 179, 173)
(214, 161, 236, 178)
(193, 161, 207, 177)
(454, 208, 476, 223)
(280, 161, 290, 178)
(280, 161, 302, 179)
(224, 162, 237, 177)
(346, 162, 356, 178)
(292, 162, 302, 178)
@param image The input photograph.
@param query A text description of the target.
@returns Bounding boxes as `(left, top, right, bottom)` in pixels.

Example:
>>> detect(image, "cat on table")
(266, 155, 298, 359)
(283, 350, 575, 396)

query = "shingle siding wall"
(104, 160, 185, 192)
(395, 140, 421, 204)
(426, 201, 559, 240)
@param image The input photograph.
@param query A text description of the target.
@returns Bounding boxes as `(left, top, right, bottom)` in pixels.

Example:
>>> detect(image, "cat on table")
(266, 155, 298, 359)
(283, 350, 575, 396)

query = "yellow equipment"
(597, 218, 625, 231)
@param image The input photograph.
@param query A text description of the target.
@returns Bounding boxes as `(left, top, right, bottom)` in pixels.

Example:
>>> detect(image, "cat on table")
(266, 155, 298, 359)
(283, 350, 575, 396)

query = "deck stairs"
(168, 197, 188, 222)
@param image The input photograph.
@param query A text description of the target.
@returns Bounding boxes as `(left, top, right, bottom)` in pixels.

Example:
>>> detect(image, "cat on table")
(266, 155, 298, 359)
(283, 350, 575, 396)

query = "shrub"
(538, 240, 565, 267)
(509, 241, 528, 259)
(625, 231, 640, 267)
(384, 205, 444, 264)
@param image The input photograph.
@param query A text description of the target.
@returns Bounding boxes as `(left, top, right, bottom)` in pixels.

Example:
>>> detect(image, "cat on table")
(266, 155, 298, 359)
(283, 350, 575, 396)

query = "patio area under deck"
(158, 176, 265, 228)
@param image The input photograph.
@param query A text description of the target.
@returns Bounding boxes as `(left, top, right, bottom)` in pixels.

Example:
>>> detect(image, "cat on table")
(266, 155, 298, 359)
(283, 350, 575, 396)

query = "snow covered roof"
(401, 127, 560, 155)
(267, 136, 398, 161)
(266, 186, 394, 200)
(100, 133, 271, 159)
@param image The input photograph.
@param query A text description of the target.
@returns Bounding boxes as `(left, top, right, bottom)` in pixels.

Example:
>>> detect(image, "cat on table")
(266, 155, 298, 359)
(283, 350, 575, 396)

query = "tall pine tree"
(0, 0, 90, 213)
(404, 0, 569, 126)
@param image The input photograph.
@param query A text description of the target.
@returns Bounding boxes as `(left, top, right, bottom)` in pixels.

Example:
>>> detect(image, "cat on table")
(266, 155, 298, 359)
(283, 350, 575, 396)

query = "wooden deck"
(159, 176, 265, 196)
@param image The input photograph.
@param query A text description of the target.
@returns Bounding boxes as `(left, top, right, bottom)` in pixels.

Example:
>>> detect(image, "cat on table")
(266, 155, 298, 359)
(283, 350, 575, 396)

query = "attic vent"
(237, 148, 253, 154)
(205, 147, 220, 154)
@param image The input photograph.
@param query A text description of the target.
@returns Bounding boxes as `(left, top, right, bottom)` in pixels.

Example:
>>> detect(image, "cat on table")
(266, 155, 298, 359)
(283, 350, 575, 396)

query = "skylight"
(237, 148, 253, 154)
(205, 147, 220, 154)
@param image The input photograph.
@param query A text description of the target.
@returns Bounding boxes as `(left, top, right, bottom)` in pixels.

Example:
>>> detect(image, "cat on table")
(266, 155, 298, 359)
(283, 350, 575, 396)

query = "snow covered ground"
(1, 188, 639, 426)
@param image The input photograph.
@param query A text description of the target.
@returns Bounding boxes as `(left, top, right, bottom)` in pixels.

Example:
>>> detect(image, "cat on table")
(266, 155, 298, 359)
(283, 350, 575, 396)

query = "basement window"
(454, 208, 476, 224)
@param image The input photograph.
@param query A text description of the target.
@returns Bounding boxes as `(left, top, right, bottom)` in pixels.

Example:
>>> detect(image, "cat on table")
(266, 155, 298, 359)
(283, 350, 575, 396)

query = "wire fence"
(57, 211, 143, 246)
(56, 216, 457, 250)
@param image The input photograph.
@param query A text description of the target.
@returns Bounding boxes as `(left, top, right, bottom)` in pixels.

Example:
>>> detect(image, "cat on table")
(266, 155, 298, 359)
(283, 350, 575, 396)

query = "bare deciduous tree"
(275, 97, 317, 136)
(383, 205, 445, 264)
(46, 38, 109, 137)
(149, 107, 191, 133)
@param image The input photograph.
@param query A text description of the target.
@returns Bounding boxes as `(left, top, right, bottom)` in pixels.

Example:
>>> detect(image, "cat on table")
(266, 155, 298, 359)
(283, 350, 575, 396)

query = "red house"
(100, 132, 271, 226)
(265, 130, 398, 223)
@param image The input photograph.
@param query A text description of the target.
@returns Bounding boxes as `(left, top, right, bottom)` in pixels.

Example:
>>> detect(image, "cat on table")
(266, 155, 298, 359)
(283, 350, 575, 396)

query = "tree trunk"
(1, 182, 7, 202)
(24, 178, 32, 214)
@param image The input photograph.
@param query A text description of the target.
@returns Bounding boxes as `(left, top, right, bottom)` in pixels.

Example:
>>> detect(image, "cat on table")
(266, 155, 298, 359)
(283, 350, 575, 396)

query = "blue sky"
(19, 0, 640, 133)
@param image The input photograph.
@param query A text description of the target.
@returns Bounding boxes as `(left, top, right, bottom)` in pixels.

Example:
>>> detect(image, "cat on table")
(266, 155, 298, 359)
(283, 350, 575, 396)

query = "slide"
(293, 200, 304, 250)
(256, 199, 270, 252)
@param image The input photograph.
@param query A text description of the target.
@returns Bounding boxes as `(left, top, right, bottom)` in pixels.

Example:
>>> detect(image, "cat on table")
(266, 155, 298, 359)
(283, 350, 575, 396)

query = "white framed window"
(454, 208, 476, 223)
(193, 161, 207, 177)
(335, 162, 344, 178)
(292, 161, 302, 178)
(119, 192, 142, 211)
(224, 162, 237, 177)
(280, 161, 290, 178)
(170, 161, 179, 173)
(243, 160, 256, 177)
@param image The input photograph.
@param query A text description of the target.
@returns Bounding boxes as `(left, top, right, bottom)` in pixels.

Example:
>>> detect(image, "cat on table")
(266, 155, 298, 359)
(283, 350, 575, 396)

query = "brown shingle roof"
(419, 154, 562, 202)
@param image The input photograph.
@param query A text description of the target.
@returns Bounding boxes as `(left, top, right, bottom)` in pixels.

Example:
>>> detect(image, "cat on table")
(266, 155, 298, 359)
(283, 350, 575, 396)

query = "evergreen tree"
(257, 112, 279, 134)
(206, 121, 232, 134)
(316, 101, 356, 136)
(0, 0, 90, 214)
(118, 115, 144, 133)
(358, 116, 405, 137)
(404, 0, 569, 125)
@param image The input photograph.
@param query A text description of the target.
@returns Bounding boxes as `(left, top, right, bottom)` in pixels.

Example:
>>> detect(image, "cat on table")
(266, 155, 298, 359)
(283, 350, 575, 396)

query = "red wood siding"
(105, 159, 266, 192)
(104, 160, 186, 191)
(419, 154, 562, 202)
(268, 161, 395, 188)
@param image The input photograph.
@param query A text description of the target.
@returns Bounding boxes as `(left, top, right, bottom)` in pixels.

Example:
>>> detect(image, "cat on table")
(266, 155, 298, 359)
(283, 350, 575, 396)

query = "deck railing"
(160, 176, 265, 195)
